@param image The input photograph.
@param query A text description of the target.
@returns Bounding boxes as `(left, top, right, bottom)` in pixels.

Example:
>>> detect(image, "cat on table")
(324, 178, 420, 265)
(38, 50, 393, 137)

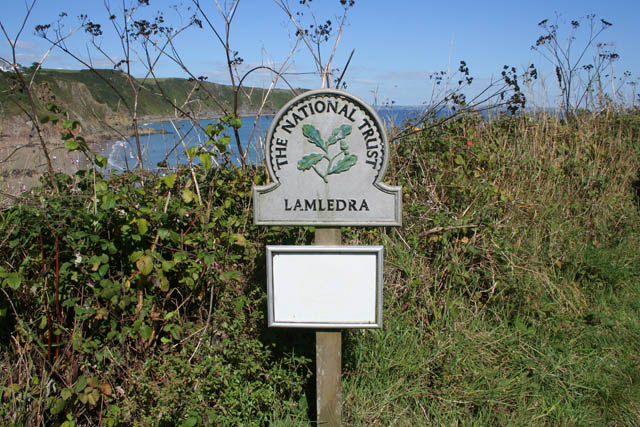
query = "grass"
(340, 110, 640, 425)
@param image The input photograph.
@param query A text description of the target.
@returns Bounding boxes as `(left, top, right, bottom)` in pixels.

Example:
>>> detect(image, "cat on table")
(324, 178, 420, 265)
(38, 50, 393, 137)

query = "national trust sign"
(253, 89, 402, 226)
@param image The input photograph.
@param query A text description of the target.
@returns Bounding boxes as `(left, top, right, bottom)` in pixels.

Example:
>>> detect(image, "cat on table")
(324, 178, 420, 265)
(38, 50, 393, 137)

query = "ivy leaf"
(302, 124, 325, 151)
(297, 153, 323, 171)
(219, 270, 242, 283)
(327, 124, 352, 146)
(87, 388, 100, 406)
(101, 193, 115, 210)
(328, 154, 358, 175)
(181, 417, 199, 427)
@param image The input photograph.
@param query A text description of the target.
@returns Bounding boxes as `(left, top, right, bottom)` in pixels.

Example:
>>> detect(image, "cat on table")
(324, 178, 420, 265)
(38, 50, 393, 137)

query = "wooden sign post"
(255, 89, 401, 426)
(315, 228, 342, 425)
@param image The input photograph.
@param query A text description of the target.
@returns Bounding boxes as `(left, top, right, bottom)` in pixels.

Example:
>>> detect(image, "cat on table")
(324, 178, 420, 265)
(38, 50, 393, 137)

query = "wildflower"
(466, 140, 473, 147)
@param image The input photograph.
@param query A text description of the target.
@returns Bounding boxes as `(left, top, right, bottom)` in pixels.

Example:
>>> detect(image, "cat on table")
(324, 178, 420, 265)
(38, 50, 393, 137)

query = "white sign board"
(267, 246, 383, 328)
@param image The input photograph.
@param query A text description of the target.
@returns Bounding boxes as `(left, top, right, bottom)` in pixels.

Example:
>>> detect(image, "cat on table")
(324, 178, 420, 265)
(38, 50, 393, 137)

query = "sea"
(96, 106, 424, 171)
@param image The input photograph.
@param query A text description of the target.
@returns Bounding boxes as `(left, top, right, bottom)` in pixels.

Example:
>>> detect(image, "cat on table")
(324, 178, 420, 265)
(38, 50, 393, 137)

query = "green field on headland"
(0, 68, 296, 137)
(1, 107, 638, 424)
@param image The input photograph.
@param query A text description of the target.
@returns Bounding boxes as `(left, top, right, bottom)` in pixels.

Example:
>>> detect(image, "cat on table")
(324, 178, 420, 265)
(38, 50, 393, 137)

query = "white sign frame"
(266, 245, 383, 328)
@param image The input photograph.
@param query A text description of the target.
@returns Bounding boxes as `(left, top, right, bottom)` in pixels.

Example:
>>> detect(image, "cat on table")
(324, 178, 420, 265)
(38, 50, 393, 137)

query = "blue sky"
(1, 0, 638, 106)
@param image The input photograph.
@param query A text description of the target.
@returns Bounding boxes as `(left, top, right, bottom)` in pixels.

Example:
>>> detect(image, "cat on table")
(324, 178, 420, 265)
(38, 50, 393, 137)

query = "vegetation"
(0, 68, 297, 128)
(1, 105, 639, 424)
(343, 109, 640, 424)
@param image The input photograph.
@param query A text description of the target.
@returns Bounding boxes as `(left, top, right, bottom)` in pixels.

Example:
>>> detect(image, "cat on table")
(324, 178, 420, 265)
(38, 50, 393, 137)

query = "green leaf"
(181, 416, 198, 427)
(454, 154, 466, 166)
(219, 270, 242, 283)
(327, 124, 352, 146)
(297, 153, 323, 171)
(139, 324, 153, 340)
(187, 146, 199, 161)
(63, 119, 74, 129)
(74, 376, 87, 393)
(87, 388, 100, 406)
(61, 388, 73, 401)
(182, 189, 194, 204)
(136, 255, 153, 276)
(340, 139, 349, 153)
(160, 173, 177, 189)
(230, 233, 247, 247)
(229, 116, 242, 129)
(101, 193, 116, 210)
(50, 398, 66, 415)
(157, 273, 169, 292)
(95, 181, 108, 194)
(328, 154, 358, 175)
(222, 114, 242, 129)
(4, 273, 22, 290)
(233, 296, 246, 311)
(98, 264, 109, 277)
(65, 139, 79, 151)
(215, 136, 230, 152)
(137, 218, 149, 235)
(202, 253, 214, 267)
(302, 124, 325, 151)
(94, 155, 108, 168)
(198, 152, 212, 170)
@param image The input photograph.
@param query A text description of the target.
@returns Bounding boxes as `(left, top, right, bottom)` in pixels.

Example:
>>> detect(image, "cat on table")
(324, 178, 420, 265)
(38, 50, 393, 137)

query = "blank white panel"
(267, 246, 383, 328)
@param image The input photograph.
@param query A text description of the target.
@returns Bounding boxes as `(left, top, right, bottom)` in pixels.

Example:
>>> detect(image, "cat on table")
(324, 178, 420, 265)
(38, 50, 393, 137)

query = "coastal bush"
(0, 161, 312, 424)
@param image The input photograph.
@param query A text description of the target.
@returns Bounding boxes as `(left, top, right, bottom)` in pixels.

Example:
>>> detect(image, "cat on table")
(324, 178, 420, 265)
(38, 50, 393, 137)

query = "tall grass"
(342, 110, 640, 424)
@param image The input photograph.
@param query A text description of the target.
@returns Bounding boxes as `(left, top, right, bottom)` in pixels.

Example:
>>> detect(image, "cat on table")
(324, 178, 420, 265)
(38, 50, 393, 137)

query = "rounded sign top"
(254, 89, 401, 226)
(266, 89, 388, 187)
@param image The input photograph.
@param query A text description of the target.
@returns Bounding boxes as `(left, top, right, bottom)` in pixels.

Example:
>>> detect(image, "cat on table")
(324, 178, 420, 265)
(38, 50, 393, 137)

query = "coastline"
(0, 111, 276, 205)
